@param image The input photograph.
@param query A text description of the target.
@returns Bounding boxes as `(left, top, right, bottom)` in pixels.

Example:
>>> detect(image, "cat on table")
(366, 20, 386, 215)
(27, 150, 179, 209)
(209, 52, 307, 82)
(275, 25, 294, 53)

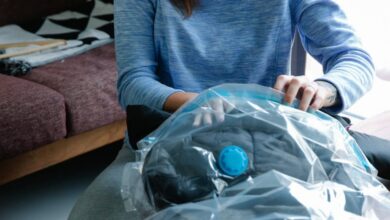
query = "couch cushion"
(0, 75, 66, 159)
(22, 43, 125, 136)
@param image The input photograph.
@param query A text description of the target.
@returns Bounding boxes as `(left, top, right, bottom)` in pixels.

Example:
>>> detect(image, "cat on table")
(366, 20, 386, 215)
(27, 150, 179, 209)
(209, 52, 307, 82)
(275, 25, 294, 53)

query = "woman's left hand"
(273, 75, 339, 111)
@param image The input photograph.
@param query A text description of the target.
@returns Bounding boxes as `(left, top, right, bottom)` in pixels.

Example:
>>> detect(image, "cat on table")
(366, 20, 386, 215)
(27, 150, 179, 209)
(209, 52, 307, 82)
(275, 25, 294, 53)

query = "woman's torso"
(153, 0, 296, 92)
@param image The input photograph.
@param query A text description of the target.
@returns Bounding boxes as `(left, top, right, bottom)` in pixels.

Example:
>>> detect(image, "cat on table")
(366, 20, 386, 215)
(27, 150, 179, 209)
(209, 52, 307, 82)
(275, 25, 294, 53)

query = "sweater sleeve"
(293, 0, 375, 114)
(114, 0, 182, 110)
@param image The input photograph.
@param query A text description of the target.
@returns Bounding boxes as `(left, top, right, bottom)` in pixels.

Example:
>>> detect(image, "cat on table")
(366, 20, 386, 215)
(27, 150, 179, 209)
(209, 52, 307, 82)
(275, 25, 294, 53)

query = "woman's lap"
(68, 145, 139, 220)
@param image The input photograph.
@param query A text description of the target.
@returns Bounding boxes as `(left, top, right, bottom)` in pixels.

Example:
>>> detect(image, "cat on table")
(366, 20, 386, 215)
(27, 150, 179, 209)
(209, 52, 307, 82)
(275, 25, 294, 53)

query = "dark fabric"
(141, 110, 363, 210)
(0, 0, 98, 27)
(69, 106, 389, 220)
(0, 75, 66, 159)
(327, 113, 352, 128)
(127, 105, 390, 186)
(349, 131, 390, 180)
(21, 43, 125, 136)
(0, 58, 32, 76)
(126, 105, 171, 149)
(328, 113, 390, 182)
(149, 177, 364, 220)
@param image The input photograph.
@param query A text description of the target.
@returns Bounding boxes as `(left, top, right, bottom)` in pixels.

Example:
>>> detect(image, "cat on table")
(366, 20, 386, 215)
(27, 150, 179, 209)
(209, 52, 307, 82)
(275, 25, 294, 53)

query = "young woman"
(70, 1, 379, 219)
(115, 0, 373, 114)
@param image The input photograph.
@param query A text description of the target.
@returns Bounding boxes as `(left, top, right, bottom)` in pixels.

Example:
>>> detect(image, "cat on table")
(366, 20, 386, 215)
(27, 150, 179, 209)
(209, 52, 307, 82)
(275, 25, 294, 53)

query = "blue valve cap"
(218, 145, 249, 176)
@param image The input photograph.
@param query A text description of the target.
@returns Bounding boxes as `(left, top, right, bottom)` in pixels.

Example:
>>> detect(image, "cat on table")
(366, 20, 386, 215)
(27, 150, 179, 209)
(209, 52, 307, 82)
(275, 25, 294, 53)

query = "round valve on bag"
(218, 145, 249, 176)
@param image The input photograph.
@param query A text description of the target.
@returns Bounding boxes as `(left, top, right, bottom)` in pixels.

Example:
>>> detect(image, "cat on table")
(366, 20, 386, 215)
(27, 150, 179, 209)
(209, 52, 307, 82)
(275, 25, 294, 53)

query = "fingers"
(299, 83, 317, 111)
(284, 77, 309, 104)
(310, 88, 326, 110)
(193, 107, 213, 126)
(274, 75, 327, 112)
(193, 98, 228, 127)
(223, 100, 235, 114)
(203, 111, 213, 125)
(273, 75, 292, 92)
(213, 99, 225, 123)
(194, 74, 328, 127)
(193, 112, 202, 127)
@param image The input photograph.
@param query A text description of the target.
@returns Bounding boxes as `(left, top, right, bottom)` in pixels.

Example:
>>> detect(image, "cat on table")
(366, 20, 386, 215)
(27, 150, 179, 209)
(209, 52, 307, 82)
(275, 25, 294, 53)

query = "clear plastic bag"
(122, 84, 390, 219)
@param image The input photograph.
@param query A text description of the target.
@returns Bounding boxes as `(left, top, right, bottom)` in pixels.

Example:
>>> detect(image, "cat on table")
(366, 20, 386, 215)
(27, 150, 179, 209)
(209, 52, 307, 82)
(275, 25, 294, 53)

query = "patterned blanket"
(0, 0, 113, 76)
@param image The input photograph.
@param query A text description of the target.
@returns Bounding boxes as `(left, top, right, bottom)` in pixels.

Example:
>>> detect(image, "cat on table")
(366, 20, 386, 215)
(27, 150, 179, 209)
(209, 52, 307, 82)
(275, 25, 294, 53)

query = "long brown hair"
(170, 0, 198, 17)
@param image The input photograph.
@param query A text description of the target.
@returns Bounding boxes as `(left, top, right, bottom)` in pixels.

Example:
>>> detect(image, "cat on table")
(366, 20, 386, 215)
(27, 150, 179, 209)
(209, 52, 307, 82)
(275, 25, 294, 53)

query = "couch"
(0, 0, 125, 185)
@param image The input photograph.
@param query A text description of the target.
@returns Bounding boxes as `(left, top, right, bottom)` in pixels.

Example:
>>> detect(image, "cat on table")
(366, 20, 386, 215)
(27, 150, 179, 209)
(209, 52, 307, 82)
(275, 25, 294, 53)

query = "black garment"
(126, 105, 390, 185)
(349, 131, 390, 180)
(126, 105, 171, 148)
(328, 114, 390, 180)
(142, 113, 364, 209)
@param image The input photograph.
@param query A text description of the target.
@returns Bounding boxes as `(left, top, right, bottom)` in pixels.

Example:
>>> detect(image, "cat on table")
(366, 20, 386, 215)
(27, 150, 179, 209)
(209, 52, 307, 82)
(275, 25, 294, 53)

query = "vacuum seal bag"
(122, 84, 390, 219)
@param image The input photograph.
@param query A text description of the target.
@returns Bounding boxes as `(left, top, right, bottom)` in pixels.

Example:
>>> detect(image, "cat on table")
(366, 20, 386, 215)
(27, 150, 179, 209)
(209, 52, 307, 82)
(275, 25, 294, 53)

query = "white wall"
(305, 0, 390, 118)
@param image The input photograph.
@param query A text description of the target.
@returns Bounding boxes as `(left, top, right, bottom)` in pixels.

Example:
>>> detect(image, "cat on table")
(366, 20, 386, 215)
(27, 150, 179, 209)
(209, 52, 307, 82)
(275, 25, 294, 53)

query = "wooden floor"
(0, 141, 122, 220)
